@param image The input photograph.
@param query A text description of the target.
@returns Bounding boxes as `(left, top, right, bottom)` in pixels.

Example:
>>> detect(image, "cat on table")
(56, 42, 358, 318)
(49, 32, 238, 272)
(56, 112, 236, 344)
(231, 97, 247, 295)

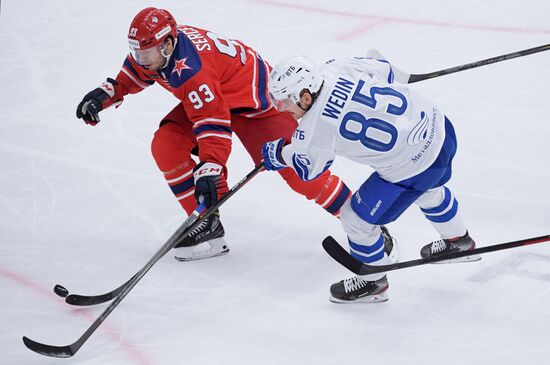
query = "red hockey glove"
(76, 78, 123, 125)
(193, 162, 228, 208)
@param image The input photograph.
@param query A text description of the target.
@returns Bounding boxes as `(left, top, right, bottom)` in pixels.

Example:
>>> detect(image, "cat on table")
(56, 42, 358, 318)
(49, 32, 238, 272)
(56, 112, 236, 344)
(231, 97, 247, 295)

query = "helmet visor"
(128, 40, 162, 67)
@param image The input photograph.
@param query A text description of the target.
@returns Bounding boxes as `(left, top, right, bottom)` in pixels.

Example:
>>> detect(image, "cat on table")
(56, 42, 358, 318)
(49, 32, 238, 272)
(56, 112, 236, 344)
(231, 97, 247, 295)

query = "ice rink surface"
(1, 0, 550, 364)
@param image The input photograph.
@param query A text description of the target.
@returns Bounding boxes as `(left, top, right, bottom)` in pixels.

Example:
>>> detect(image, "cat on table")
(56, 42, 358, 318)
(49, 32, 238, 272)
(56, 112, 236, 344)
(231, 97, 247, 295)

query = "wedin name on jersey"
(322, 77, 355, 120)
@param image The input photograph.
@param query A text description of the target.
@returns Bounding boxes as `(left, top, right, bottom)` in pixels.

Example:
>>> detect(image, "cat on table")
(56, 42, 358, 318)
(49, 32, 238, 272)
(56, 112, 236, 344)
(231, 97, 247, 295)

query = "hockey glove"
(261, 138, 287, 171)
(76, 78, 123, 126)
(193, 162, 228, 208)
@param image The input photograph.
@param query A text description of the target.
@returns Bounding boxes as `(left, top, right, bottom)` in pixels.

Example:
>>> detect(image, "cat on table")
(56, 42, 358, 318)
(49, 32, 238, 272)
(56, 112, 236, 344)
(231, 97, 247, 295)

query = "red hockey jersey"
(114, 25, 276, 166)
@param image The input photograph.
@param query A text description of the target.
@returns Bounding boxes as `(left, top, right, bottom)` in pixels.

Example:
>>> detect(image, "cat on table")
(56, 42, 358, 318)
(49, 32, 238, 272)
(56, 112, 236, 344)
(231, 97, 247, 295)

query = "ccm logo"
(196, 167, 221, 175)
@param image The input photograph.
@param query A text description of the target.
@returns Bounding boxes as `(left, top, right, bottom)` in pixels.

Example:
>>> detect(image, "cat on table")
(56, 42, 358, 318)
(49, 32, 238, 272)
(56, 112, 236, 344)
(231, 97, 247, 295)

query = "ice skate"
(174, 211, 229, 261)
(420, 231, 480, 263)
(330, 275, 389, 303)
(330, 227, 397, 303)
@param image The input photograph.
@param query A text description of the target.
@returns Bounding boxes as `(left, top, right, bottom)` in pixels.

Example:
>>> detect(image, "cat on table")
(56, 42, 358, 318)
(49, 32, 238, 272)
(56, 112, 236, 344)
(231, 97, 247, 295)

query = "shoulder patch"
(165, 32, 203, 88)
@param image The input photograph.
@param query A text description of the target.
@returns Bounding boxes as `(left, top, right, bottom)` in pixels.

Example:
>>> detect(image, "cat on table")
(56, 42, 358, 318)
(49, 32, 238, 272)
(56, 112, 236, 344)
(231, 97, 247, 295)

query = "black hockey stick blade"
(23, 287, 119, 358)
(22, 336, 77, 358)
(323, 234, 550, 275)
(322, 237, 365, 274)
(62, 274, 136, 306)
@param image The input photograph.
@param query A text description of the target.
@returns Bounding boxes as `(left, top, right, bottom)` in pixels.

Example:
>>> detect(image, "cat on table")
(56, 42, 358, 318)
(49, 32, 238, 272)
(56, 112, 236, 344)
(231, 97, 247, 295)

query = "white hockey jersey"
(280, 57, 447, 183)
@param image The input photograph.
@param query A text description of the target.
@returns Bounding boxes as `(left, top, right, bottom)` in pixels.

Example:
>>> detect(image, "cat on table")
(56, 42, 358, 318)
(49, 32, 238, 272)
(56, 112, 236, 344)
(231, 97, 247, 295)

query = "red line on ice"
(0, 267, 154, 365)
(255, 0, 550, 39)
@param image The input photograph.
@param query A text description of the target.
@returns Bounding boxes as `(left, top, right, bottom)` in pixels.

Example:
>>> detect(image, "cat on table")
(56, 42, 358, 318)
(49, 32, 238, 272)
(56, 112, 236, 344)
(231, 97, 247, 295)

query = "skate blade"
(431, 254, 481, 264)
(174, 238, 229, 262)
(174, 249, 229, 262)
(329, 292, 389, 304)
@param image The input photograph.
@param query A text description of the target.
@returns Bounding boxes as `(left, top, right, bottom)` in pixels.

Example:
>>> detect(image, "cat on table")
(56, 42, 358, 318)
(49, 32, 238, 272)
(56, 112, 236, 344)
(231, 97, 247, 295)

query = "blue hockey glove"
(261, 137, 287, 171)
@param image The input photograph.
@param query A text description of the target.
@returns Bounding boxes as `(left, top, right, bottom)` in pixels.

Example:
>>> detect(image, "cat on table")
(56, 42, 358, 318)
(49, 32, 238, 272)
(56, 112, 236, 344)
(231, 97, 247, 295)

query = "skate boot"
(329, 226, 397, 303)
(174, 211, 229, 261)
(420, 231, 480, 263)
(329, 275, 389, 303)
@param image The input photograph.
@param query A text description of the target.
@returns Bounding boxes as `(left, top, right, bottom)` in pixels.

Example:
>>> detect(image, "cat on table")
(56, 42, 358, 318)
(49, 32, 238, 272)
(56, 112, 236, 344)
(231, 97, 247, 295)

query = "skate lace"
(188, 220, 208, 237)
(431, 239, 447, 254)
(343, 276, 367, 293)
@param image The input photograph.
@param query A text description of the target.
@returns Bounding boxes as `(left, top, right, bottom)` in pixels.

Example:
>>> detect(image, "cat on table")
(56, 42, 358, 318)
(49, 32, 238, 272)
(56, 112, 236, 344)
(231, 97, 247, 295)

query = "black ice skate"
(174, 211, 229, 261)
(329, 226, 397, 304)
(330, 275, 389, 303)
(420, 231, 480, 263)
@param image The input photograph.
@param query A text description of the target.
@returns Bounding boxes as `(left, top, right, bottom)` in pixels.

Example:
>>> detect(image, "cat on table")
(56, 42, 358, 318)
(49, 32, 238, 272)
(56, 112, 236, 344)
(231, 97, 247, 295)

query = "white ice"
(1, 1, 550, 364)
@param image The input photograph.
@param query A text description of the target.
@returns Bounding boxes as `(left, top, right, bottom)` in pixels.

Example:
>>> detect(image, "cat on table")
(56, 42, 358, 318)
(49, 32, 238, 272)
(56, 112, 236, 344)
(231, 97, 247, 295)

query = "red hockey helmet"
(128, 7, 177, 51)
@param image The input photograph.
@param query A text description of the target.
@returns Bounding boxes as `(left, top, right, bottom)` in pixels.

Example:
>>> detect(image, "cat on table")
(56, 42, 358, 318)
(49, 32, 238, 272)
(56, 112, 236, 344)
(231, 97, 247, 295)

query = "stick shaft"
(407, 43, 550, 83)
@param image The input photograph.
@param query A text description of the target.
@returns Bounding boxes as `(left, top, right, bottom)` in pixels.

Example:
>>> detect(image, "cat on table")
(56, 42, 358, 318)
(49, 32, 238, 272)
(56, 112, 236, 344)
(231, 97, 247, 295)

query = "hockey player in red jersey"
(76, 7, 352, 260)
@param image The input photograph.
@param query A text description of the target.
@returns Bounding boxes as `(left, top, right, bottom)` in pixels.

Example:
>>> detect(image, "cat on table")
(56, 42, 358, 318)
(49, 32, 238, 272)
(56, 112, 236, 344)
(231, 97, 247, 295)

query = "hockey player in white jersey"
(261, 56, 478, 303)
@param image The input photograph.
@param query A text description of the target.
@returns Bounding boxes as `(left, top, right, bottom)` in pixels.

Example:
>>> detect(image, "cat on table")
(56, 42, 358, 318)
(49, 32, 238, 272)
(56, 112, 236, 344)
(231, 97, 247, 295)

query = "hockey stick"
(60, 275, 137, 306)
(22, 163, 264, 358)
(368, 43, 550, 84)
(323, 234, 550, 276)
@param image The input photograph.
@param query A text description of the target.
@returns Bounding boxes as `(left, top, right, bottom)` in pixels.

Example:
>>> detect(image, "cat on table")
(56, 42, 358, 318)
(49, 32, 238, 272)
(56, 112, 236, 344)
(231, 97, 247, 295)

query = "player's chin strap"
(160, 37, 178, 69)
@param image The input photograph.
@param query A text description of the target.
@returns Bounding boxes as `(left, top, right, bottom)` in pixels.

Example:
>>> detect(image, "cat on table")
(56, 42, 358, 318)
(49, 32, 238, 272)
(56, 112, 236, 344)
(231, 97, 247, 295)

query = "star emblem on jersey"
(172, 57, 192, 77)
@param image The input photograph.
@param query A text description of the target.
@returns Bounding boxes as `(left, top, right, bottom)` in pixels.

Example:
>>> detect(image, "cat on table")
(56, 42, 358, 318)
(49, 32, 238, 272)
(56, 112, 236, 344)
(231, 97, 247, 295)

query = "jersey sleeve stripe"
(318, 178, 343, 208)
(374, 59, 395, 84)
(324, 184, 351, 215)
(247, 50, 260, 110)
(256, 54, 270, 110)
